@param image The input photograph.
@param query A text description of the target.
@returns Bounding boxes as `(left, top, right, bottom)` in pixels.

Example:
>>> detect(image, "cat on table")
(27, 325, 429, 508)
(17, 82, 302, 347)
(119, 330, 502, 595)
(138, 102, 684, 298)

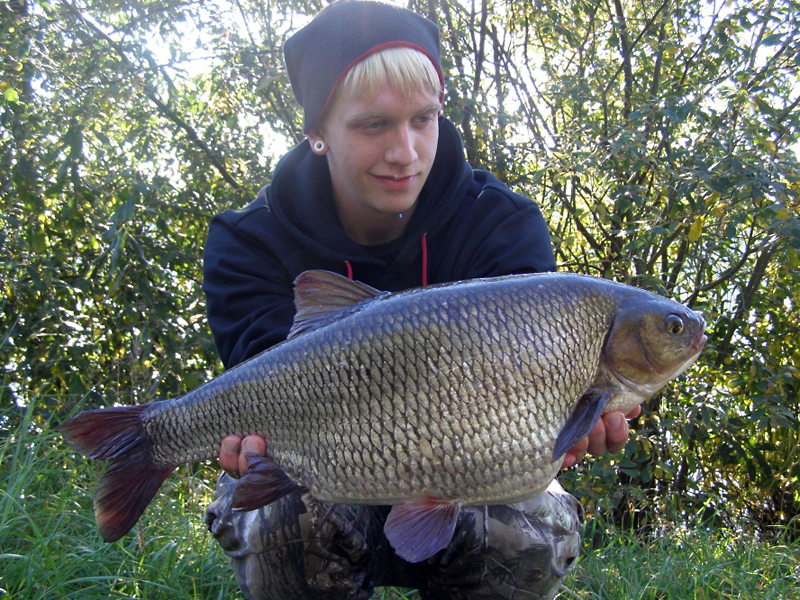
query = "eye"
(361, 120, 385, 132)
(665, 314, 684, 336)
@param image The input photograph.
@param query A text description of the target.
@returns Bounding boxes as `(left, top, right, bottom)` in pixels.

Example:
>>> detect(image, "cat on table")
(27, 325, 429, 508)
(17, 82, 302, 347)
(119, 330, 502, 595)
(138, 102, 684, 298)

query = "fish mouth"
(691, 331, 708, 355)
(668, 332, 706, 379)
(667, 329, 707, 381)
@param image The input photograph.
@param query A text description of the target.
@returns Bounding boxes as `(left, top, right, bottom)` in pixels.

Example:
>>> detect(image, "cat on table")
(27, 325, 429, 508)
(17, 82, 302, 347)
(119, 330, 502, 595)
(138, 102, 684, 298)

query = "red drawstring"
(421, 234, 428, 287)
(345, 261, 353, 280)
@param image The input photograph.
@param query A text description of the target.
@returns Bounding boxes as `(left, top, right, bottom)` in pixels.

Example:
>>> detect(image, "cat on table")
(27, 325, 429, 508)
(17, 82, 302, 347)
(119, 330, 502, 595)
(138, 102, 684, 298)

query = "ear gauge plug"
(312, 140, 326, 153)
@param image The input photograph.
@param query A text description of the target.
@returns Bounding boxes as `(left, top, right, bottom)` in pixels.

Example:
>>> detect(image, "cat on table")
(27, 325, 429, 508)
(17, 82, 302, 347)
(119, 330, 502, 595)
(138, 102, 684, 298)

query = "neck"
(338, 207, 415, 245)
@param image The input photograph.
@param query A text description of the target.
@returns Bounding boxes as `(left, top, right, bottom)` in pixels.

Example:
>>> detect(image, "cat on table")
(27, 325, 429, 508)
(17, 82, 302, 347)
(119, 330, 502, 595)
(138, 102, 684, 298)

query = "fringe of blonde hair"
(331, 46, 442, 109)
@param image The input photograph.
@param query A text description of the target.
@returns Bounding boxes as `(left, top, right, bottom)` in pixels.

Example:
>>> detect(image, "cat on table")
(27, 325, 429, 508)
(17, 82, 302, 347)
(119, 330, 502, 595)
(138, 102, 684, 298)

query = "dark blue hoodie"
(203, 117, 555, 369)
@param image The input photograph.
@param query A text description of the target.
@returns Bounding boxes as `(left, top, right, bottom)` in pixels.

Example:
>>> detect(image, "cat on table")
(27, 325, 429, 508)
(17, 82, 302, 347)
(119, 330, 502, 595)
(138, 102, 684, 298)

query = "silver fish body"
(60, 270, 706, 561)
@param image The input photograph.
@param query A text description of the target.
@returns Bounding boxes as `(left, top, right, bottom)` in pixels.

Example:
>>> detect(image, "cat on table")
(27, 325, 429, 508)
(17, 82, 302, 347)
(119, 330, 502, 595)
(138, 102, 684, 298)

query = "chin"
(374, 194, 417, 213)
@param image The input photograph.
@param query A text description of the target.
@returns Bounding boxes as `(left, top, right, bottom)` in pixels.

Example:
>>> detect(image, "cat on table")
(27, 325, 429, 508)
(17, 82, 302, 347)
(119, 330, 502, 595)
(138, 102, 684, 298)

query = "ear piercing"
(312, 140, 326, 153)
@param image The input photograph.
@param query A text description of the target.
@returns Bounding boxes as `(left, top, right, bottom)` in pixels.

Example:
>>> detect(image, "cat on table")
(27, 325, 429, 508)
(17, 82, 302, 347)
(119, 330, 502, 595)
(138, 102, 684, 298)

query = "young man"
(203, 2, 637, 598)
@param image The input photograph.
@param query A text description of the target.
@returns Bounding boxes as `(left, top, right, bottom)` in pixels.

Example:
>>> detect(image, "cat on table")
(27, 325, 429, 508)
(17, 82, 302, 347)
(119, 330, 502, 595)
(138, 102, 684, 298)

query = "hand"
(560, 406, 641, 468)
(219, 434, 266, 476)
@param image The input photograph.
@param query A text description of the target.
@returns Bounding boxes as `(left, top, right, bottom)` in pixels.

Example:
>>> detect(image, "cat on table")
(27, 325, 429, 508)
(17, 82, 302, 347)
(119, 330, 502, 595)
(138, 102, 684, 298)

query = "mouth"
(691, 331, 708, 355)
(663, 329, 708, 383)
(374, 173, 415, 190)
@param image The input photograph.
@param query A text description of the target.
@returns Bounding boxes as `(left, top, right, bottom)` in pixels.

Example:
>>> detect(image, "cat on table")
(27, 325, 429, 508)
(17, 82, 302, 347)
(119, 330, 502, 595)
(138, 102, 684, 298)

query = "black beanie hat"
(284, 0, 442, 132)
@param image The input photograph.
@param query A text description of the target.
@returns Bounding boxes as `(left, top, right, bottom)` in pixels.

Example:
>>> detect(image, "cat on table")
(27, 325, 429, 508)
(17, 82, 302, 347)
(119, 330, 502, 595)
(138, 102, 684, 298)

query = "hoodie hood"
(265, 116, 472, 270)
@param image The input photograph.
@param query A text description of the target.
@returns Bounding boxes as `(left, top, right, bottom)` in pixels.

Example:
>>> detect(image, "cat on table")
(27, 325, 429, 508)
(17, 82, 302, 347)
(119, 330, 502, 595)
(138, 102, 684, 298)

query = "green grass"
(1, 399, 239, 599)
(1, 398, 797, 599)
(570, 525, 800, 599)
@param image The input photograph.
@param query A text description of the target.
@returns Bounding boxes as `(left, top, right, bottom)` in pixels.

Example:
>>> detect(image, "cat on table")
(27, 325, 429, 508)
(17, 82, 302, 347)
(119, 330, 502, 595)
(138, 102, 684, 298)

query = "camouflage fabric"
(204, 475, 582, 600)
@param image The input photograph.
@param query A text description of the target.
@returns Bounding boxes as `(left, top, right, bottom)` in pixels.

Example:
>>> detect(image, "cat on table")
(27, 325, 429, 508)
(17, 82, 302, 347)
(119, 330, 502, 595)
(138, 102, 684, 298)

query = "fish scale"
(59, 270, 706, 562)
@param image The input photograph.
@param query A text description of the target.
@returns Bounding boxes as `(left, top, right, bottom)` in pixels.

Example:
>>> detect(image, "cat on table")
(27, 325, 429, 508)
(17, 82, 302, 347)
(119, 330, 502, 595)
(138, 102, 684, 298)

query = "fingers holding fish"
(602, 407, 641, 455)
(219, 436, 242, 473)
(557, 407, 637, 468)
(560, 438, 588, 468)
(583, 408, 634, 458)
(219, 435, 267, 476)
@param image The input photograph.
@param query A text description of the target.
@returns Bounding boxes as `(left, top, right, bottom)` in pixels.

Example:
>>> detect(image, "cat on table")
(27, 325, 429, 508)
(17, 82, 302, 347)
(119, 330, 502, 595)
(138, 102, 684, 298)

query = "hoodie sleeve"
(203, 210, 295, 370)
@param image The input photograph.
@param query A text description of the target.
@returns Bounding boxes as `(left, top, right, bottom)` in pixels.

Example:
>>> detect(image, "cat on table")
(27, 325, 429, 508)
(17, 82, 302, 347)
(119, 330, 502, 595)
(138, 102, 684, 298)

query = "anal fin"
(384, 499, 461, 563)
(552, 389, 612, 462)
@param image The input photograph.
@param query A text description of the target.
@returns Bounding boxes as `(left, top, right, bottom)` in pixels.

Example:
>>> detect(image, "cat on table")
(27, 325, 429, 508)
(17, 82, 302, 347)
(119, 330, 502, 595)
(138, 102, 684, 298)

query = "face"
(310, 84, 441, 245)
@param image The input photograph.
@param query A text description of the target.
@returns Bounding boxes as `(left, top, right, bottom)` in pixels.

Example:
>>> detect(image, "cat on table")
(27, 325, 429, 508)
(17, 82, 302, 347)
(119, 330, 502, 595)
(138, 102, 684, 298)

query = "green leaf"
(688, 216, 704, 242)
(30, 230, 48, 253)
(3, 86, 19, 102)
(620, 468, 641, 478)
(761, 33, 783, 46)
(122, 194, 136, 221)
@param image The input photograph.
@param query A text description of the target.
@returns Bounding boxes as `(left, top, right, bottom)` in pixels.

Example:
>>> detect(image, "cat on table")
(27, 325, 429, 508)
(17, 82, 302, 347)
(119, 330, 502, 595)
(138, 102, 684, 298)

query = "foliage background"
(1, 0, 799, 593)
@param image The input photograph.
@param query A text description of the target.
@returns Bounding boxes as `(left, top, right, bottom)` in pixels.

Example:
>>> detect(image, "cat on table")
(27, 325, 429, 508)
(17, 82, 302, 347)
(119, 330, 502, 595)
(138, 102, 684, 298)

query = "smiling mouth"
(375, 173, 415, 189)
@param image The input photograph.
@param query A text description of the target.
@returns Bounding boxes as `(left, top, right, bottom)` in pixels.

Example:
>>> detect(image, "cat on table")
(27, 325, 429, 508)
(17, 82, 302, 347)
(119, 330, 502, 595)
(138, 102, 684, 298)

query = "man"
(203, 2, 637, 598)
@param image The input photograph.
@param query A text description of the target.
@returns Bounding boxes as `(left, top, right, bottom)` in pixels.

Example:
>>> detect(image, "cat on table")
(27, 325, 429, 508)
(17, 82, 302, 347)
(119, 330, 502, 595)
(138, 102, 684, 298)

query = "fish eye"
(665, 314, 684, 336)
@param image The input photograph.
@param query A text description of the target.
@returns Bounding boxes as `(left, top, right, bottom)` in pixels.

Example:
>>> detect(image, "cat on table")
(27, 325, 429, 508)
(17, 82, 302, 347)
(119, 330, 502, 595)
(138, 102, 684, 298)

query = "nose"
(385, 124, 417, 166)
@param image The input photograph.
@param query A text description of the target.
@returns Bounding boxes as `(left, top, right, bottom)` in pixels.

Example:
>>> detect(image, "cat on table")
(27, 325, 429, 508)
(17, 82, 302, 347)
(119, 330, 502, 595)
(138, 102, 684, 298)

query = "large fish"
(59, 270, 706, 562)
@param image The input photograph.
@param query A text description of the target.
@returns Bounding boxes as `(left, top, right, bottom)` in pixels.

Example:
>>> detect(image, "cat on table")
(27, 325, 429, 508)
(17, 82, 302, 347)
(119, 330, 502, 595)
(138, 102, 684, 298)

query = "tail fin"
(58, 405, 176, 542)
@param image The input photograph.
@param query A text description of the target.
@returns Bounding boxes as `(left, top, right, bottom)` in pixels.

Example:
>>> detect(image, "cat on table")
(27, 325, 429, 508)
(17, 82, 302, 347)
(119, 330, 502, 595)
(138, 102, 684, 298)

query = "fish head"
(602, 295, 707, 412)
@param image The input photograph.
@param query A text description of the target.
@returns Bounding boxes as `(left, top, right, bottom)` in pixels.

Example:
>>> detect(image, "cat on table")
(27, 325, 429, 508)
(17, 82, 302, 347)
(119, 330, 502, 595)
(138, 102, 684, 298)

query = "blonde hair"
(332, 46, 442, 108)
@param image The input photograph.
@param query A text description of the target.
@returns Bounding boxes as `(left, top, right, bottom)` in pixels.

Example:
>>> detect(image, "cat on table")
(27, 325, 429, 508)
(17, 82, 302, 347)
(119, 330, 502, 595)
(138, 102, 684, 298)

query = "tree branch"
(60, 0, 243, 191)
(612, 0, 633, 118)
(713, 241, 781, 366)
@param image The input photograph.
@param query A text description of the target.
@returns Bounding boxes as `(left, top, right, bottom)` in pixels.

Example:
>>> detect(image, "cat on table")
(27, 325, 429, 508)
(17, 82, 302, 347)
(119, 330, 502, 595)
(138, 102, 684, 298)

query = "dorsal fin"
(288, 270, 386, 339)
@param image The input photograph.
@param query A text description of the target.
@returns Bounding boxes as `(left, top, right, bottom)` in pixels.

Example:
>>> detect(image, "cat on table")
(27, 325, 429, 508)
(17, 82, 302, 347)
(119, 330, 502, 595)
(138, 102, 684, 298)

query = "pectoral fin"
(231, 454, 302, 511)
(384, 499, 461, 563)
(552, 390, 613, 462)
